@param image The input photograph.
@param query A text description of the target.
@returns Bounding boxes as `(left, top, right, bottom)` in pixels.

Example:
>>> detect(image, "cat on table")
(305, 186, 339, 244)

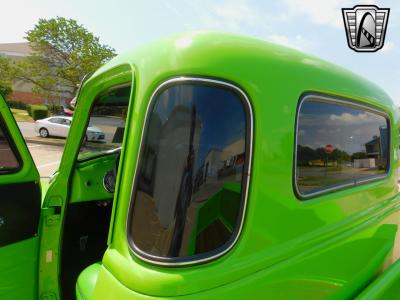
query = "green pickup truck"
(0, 32, 399, 300)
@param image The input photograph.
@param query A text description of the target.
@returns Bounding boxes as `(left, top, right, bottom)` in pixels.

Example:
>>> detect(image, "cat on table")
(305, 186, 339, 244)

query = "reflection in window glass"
(0, 122, 19, 171)
(129, 83, 249, 261)
(296, 99, 389, 196)
(49, 118, 64, 124)
(78, 85, 131, 161)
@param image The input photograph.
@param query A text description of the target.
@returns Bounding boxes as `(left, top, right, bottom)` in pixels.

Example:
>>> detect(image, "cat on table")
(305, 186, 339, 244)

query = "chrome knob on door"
(0, 217, 4, 227)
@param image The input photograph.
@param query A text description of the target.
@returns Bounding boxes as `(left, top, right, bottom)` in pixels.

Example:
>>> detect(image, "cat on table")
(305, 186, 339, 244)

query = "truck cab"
(0, 32, 399, 300)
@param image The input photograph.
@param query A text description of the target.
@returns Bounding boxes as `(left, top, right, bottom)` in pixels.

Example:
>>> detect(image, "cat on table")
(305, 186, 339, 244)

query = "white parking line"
(37, 161, 61, 169)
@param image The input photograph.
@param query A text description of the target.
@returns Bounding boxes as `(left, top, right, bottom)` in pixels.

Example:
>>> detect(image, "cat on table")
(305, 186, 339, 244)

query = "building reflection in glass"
(130, 83, 248, 259)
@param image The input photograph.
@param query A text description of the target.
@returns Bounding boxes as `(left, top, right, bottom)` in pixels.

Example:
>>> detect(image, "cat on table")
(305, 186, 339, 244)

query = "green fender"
(356, 258, 400, 299)
(76, 262, 102, 300)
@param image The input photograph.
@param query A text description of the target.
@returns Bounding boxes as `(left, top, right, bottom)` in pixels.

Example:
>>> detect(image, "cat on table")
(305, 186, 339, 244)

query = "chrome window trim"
(126, 76, 254, 266)
(294, 93, 391, 200)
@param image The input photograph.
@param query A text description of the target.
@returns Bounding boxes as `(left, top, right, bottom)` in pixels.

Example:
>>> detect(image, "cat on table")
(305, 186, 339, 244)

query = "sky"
(299, 101, 386, 154)
(0, 0, 399, 104)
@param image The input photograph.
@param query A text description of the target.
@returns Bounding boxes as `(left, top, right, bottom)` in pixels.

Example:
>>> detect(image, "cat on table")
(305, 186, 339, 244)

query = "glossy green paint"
(1, 32, 400, 299)
(70, 154, 116, 203)
(89, 32, 400, 299)
(0, 238, 39, 299)
(0, 95, 40, 299)
(76, 262, 102, 300)
(356, 257, 400, 299)
(37, 64, 133, 299)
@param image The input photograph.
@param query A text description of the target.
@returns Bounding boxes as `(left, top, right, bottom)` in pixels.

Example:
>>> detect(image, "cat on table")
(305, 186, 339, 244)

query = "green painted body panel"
(40, 177, 51, 204)
(86, 32, 399, 299)
(70, 154, 116, 203)
(0, 238, 39, 299)
(37, 64, 133, 299)
(1, 32, 400, 299)
(0, 96, 41, 299)
(356, 257, 400, 299)
(76, 262, 102, 300)
(30, 32, 400, 299)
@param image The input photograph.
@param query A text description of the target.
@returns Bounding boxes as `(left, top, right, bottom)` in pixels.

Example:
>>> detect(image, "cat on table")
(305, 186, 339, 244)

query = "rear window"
(295, 96, 389, 198)
(0, 119, 20, 172)
(128, 79, 252, 264)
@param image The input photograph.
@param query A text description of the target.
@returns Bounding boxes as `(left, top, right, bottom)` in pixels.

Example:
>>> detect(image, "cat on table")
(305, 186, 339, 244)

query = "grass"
(11, 108, 34, 122)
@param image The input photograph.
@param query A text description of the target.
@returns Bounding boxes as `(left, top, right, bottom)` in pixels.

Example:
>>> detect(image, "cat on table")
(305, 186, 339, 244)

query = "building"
(0, 42, 47, 104)
(362, 126, 388, 169)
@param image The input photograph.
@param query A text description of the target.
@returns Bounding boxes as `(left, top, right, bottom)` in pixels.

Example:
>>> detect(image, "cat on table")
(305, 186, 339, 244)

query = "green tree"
(15, 17, 116, 103)
(297, 145, 319, 166)
(330, 148, 350, 163)
(0, 56, 13, 98)
(351, 152, 368, 160)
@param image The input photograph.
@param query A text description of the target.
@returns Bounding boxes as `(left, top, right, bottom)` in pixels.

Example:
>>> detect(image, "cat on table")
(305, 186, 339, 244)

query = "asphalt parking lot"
(18, 121, 115, 177)
(16, 122, 64, 177)
(28, 143, 64, 177)
(18, 122, 37, 138)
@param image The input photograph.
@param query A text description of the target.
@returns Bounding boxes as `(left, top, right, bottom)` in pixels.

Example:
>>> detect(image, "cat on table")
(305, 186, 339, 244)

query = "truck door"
(0, 95, 41, 299)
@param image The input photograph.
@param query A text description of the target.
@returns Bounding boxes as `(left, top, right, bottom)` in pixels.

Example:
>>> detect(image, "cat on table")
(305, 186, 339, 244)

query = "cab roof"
(91, 31, 394, 113)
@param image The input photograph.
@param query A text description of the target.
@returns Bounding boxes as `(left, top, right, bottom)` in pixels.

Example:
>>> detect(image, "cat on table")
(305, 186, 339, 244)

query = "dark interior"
(60, 200, 112, 300)
(0, 181, 41, 247)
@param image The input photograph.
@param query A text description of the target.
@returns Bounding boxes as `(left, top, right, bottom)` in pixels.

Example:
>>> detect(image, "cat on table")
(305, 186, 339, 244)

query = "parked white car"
(34, 116, 105, 141)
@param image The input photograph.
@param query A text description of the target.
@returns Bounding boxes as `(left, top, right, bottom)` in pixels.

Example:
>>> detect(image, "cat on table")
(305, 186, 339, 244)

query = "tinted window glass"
(49, 118, 63, 124)
(296, 99, 389, 197)
(129, 83, 249, 262)
(78, 85, 130, 161)
(0, 121, 20, 172)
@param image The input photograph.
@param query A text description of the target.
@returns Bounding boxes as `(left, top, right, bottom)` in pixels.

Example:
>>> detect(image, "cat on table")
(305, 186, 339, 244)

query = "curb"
(25, 137, 66, 147)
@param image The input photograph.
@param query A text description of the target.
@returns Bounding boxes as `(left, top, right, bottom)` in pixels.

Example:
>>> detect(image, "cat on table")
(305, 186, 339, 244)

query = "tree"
(0, 56, 13, 98)
(297, 145, 319, 166)
(15, 17, 116, 104)
(351, 152, 368, 160)
(330, 148, 350, 163)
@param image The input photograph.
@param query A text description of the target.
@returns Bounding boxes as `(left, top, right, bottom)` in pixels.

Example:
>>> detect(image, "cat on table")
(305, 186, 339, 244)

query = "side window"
(0, 118, 20, 172)
(295, 97, 389, 198)
(62, 119, 71, 126)
(49, 118, 63, 124)
(78, 85, 131, 160)
(128, 80, 252, 264)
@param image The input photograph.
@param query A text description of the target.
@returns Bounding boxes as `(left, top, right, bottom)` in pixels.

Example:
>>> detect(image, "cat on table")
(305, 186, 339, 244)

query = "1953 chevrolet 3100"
(0, 32, 400, 300)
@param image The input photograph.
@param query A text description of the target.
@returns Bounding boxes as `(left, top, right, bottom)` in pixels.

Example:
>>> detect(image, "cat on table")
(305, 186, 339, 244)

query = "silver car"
(34, 116, 105, 141)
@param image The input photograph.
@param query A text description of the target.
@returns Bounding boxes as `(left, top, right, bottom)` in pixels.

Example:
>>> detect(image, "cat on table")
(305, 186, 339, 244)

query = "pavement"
(18, 122, 37, 138)
(17, 122, 64, 177)
(27, 143, 64, 177)
(17, 121, 112, 177)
